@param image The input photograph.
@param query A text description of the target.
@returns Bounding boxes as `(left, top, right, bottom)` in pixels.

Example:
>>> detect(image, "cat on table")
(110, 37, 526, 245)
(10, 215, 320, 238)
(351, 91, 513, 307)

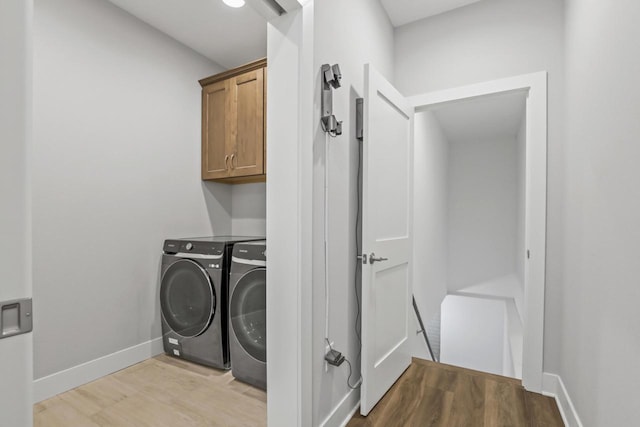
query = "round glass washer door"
(160, 259, 215, 338)
(230, 268, 266, 362)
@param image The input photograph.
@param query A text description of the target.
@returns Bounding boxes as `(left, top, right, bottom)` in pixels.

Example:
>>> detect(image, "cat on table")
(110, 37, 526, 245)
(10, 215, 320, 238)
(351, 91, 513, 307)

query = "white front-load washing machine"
(229, 240, 267, 389)
(160, 236, 263, 369)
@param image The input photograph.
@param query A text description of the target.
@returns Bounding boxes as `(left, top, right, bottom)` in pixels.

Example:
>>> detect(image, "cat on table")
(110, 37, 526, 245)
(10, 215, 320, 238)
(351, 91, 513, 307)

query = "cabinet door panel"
(202, 80, 230, 179)
(229, 68, 264, 177)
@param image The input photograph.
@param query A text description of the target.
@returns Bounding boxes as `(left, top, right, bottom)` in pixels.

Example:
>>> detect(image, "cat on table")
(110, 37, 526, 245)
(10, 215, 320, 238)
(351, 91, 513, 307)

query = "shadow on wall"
(202, 180, 232, 235)
(231, 182, 267, 236)
(151, 257, 164, 340)
(202, 180, 267, 236)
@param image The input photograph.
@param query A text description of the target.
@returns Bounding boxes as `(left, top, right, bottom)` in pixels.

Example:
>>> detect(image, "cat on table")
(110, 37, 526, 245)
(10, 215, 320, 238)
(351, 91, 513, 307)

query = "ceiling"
(106, 0, 483, 70)
(107, 0, 268, 69)
(430, 91, 527, 144)
(380, 0, 483, 27)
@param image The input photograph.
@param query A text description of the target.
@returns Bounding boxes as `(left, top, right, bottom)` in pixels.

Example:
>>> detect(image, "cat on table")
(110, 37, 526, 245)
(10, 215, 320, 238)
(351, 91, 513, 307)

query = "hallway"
(348, 358, 563, 427)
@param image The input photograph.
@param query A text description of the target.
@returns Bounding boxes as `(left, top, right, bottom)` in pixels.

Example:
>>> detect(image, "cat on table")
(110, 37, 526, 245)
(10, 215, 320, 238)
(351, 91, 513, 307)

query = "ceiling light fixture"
(223, 0, 245, 8)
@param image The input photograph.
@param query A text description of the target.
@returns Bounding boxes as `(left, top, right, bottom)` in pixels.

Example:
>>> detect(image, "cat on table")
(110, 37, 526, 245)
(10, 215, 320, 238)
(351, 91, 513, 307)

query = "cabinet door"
(229, 68, 265, 177)
(202, 80, 231, 180)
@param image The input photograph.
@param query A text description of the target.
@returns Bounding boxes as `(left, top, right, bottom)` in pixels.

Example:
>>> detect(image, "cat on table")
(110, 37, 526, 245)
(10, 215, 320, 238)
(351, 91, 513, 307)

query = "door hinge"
(527, 250, 530, 259)
(356, 98, 364, 141)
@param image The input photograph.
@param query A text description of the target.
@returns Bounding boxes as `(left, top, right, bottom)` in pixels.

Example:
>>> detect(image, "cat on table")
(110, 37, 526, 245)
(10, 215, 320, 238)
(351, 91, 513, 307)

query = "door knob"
(369, 253, 388, 264)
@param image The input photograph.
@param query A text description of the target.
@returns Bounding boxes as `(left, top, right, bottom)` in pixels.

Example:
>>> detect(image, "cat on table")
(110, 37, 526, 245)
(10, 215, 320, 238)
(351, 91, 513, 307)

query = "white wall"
(394, 0, 564, 97)
(441, 295, 505, 376)
(560, 1, 640, 424)
(0, 1, 33, 424)
(312, 0, 394, 425)
(32, 0, 231, 379)
(232, 183, 266, 236)
(447, 136, 518, 290)
(502, 306, 515, 378)
(412, 111, 449, 340)
(394, 0, 565, 374)
(266, 3, 315, 425)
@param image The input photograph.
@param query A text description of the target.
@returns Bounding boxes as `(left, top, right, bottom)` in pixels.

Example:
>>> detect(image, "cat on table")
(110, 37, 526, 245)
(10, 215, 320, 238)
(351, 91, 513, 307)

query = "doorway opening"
(410, 73, 547, 391)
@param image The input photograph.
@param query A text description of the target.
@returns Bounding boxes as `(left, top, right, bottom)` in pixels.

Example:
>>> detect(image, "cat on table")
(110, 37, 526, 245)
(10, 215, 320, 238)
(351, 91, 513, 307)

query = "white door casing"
(360, 64, 414, 415)
(408, 71, 548, 392)
(0, 0, 34, 426)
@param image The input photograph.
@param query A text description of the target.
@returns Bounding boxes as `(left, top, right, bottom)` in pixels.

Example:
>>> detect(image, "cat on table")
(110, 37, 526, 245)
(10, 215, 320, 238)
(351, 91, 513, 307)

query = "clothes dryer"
(229, 240, 267, 389)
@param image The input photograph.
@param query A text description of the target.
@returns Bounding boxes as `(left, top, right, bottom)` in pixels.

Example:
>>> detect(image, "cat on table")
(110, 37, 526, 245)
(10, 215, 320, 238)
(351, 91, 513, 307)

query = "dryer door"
(160, 259, 215, 338)
(230, 268, 266, 362)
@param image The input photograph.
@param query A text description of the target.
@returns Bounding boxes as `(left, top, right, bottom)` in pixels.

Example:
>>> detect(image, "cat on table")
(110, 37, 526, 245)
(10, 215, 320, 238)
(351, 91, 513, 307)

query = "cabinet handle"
(225, 155, 230, 170)
(230, 153, 236, 169)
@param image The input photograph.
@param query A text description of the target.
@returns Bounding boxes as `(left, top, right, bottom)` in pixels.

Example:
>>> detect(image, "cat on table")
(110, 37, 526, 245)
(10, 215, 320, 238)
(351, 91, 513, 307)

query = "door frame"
(408, 72, 548, 392)
(265, 1, 315, 426)
(0, 0, 34, 425)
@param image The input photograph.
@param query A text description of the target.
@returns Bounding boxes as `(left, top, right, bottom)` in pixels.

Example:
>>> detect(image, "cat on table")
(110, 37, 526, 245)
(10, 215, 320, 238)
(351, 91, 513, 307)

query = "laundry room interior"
(31, 0, 270, 424)
(4, 0, 640, 426)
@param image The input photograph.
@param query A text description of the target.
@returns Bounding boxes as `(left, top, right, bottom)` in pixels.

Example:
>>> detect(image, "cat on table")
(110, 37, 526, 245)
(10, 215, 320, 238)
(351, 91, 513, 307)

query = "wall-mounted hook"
(324, 64, 342, 89)
(321, 63, 343, 136)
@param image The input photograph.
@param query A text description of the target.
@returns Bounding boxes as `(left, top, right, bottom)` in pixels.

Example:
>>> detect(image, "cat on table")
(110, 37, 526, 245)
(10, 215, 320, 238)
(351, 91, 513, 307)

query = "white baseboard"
(33, 337, 164, 403)
(319, 387, 361, 427)
(542, 372, 583, 427)
(339, 399, 360, 427)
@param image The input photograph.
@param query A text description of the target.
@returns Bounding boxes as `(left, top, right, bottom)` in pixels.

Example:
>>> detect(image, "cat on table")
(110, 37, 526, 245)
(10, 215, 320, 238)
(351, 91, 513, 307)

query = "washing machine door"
(160, 259, 215, 338)
(230, 268, 266, 362)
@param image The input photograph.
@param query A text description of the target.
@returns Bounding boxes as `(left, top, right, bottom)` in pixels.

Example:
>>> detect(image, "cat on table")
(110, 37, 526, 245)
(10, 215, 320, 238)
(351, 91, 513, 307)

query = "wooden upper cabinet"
(199, 58, 266, 183)
(202, 80, 230, 180)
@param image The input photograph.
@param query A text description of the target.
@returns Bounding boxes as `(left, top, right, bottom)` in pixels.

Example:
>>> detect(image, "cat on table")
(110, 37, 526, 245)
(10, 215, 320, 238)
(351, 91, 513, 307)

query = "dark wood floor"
(348, 358, 564, 427)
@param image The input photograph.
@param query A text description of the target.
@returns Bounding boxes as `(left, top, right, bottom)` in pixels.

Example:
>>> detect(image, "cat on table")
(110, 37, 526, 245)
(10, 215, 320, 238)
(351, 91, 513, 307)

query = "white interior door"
(0, 1, 34, 425)
(360, 64, 414, 416)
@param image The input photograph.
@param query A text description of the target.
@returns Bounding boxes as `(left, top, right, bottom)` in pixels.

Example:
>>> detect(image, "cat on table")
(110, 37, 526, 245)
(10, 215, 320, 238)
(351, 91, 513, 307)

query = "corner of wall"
(542, 372, 584, 427)
(230, 182, 267, 236)
(319, 388, 360, 427)
(33, 338, 163, 403)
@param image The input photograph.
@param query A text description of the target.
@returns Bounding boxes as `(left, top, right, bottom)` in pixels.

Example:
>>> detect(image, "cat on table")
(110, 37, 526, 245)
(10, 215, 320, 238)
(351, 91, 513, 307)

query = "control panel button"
(185, 243, 193, 251)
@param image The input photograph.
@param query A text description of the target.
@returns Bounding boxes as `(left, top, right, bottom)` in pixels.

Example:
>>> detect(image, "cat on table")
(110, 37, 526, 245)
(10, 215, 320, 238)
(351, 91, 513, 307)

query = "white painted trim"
(0, 0, 33, 425)
(33, 337, 163, 403)
(319, 387, 360, 427)
(265, 3, 314, 426)
(542, 372, 584, 427)
(408, 72, 542, 110)
(339, 403, 360, 427)
(521, 71, 547, 393)
(297, 2, 315, 425)
(409, 72, 548, 392)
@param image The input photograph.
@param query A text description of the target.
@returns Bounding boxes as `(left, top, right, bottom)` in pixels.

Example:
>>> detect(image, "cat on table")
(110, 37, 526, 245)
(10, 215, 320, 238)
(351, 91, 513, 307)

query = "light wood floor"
(348, 358, 564, 427)
(34, 354, 266, 427)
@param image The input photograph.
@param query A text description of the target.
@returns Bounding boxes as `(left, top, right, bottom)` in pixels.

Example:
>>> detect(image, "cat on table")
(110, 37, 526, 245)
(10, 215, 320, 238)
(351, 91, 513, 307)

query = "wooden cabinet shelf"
(199, 58, 266, 183)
